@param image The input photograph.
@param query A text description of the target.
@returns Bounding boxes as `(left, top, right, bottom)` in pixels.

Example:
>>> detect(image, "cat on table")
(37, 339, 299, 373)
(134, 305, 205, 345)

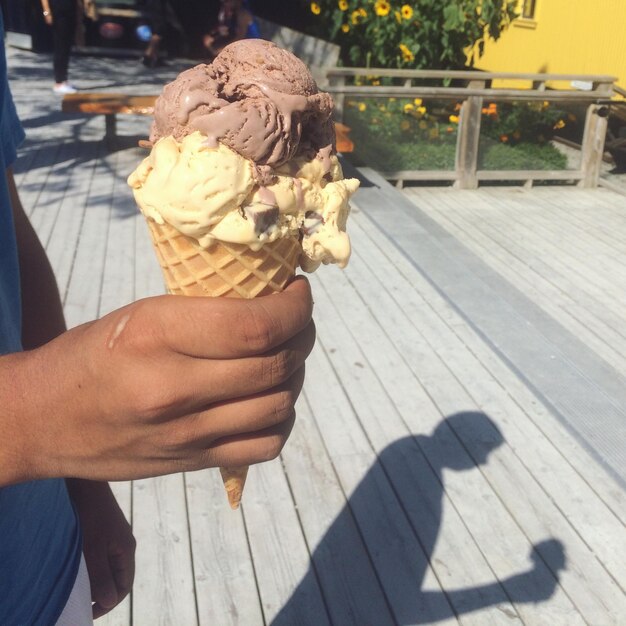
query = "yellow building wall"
(476, 0, 626, 89)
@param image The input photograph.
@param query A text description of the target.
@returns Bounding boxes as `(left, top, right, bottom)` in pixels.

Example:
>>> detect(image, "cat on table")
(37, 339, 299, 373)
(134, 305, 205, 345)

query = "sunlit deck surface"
(7, 44, 626, 625)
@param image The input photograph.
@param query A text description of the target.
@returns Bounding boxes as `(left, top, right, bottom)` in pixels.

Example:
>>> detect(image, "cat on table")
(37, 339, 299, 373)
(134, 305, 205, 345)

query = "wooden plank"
(303, 342, 460, 625)
(185, 469, 264, 626)
(326, 67, 617, 83)
(346, 207, 615, 623)
(132, 475, 198, 626)
(312, 255, 581, 626)
(352, 203, 626, 621)
(280, 397, 396, 626)
(242, 457, 330, 626)
(412, 188, 626, 372)
(475, 170, 583, 180)
(309, 273, 523, 625)
(460, 190, 626, 338)
(98, 148, 140, 316)
(63, 151, 118, 327)
(45, 141, 101, 301)
(27, 141, 77, 242)
(326, 85, 606, 102)
(454, 81, 484, 189)
(62, 93, 157, 116)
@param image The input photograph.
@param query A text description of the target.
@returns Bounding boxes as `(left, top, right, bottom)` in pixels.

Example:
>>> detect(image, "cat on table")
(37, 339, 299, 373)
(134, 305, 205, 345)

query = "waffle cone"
(144, 218, 301, 508)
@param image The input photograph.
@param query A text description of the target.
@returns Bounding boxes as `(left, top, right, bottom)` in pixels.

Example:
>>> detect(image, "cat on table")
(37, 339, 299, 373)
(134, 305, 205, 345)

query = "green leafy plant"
(480, 101, 571, 145)
(344, 97, 568, 171)
(306, 0, 519, 69)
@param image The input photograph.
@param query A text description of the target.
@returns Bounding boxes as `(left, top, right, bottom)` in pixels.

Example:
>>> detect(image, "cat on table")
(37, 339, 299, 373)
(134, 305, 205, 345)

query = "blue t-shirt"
(0, 11, 82, 625)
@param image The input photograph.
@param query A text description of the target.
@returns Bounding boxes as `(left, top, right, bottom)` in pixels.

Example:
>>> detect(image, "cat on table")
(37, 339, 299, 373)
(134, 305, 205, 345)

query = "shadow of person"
(272, 412, 566, 625)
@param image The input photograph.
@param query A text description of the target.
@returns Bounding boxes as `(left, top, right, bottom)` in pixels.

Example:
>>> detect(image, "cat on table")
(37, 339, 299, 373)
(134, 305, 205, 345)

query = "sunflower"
(351, 8, 366, 23)
(358, 102, 367, 112)
(310, 2, 321, 15)
(374, 0, 391, 16)
(341, 23, 350, 32)
(449, 114, 459, 124)
(403, 103, 414, 113)
(399, 43, 414, 62)
(401, 4, 413, 19)
(338, 0, 348, 10)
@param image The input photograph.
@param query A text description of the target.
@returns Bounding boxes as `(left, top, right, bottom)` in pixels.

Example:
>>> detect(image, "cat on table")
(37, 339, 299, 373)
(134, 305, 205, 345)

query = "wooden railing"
(325, 68, 618, 188)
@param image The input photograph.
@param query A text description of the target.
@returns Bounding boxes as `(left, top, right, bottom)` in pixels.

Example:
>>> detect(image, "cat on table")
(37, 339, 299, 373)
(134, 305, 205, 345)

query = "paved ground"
(6, 43, 626, 625)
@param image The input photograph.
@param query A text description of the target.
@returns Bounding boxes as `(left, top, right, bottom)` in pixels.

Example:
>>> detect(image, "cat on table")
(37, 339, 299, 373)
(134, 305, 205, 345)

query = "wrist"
(0, 351, 48, 485)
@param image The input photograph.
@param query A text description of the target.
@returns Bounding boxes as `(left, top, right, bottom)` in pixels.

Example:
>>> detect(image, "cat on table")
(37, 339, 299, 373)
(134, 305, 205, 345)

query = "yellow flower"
(414, 98, 423, 106)
(374, 0, 390, 16)
(417, 106, 427, 116)
(338, 0, 348, 10)
(449, 114, 459, 124)
(358, 102, 367, 112)
(395, 10, 402, 23)
(401, 4, 413, 19)
(400, 119, 411, 131)
(399, 43, 414, 62)
(341, 23, 350, 32)
(311, 2, 321, 15)
(554, 119, 566, 129)
(351, 9, 365, 23)
(403, 103, 414, 113)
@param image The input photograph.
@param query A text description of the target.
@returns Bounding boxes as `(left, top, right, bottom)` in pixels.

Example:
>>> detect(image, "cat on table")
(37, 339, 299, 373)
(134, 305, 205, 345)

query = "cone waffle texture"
(145, 220, 300, 298)
(219, 466, 249, 510)
(144, 217, 301, 508)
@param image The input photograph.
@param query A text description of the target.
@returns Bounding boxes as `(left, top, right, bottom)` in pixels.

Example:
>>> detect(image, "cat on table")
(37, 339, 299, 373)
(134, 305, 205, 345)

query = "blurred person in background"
(39, 0, 78, 94)
(203, 0, 259, 59)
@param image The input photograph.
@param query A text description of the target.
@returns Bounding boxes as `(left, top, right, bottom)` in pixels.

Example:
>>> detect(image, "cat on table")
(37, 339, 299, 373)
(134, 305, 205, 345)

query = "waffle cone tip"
(219, 466, 249, 509)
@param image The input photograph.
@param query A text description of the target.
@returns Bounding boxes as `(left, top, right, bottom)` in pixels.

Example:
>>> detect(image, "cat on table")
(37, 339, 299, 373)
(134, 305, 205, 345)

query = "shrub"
(306, 0, 519, 69)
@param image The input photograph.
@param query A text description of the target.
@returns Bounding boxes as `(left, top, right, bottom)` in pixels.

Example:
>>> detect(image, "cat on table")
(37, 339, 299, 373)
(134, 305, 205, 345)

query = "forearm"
(8, 169, 66, 348)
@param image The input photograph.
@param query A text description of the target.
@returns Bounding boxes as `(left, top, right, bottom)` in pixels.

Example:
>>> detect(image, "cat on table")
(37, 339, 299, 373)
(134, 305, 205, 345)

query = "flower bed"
(343, 97, 570, 172)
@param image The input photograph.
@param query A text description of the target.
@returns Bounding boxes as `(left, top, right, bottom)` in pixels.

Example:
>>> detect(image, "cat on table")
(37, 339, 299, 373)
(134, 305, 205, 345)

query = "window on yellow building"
(522, 0, 536, 19)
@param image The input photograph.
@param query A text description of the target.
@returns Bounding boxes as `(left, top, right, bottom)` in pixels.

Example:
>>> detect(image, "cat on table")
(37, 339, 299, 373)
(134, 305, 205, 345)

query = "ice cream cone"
(144, 218, 301, 508)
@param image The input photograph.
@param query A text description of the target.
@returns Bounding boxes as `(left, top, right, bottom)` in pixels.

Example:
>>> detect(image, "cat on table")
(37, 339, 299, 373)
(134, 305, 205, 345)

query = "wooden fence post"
(454, 80, 484, 189)
(579, 82, 613, 188)
(329, 74, 346, 123)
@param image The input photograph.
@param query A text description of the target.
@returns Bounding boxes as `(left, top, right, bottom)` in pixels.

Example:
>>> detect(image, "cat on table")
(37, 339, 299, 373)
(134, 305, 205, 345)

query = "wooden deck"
(6, 44, 626, 626)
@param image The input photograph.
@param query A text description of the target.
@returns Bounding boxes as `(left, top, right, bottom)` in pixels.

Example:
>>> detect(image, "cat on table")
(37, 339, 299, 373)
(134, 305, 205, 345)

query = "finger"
(87, 547, 119, 616)
(110, 547, 136, 601)
(205, 409, 297, 468)
(156, 275, 313, 358)
(182, 366, 306, 445)
(181, 319, 315, 405)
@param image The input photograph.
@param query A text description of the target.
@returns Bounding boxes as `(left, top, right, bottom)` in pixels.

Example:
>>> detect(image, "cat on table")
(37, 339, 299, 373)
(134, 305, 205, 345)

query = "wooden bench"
(61, 92, 353, 152)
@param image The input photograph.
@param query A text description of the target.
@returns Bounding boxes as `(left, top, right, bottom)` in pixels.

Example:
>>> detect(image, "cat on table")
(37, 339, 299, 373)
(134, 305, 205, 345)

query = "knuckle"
(131, 382, 180, 421)
(242, 305, 278, 353)
(264, 350, 293, 387)
(111, 299, 161, 355)
(271, 389, 296, 425)
(258, 433, 286, 462)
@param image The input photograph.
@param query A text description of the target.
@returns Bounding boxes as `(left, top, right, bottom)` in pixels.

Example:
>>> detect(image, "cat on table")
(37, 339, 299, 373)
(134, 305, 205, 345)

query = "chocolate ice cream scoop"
(149, 39, 335, 168)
